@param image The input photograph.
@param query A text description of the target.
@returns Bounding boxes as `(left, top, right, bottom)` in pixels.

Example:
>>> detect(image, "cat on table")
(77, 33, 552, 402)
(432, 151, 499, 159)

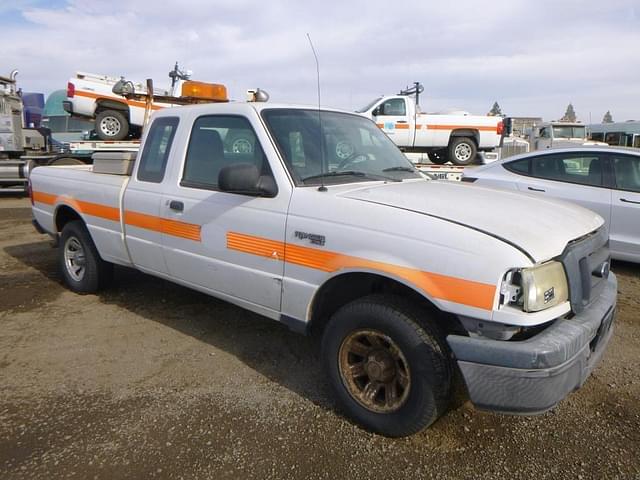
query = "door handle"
(527, 186, 545, 192)
(620, 198, 640, 205)
(169, 200, 184, 212)
(397, 120, 408, 123)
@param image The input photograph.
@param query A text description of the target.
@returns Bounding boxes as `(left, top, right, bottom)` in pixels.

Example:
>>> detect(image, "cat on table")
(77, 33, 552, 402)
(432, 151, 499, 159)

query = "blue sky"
(2, 0, 638, 122)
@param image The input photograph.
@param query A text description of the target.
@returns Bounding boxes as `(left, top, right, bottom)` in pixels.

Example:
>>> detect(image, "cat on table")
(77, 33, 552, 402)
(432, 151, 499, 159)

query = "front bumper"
(447, 273, 617, 414)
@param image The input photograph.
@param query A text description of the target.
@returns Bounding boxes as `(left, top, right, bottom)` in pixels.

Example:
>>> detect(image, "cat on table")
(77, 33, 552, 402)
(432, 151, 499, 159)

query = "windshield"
(261, 109, 422, 186)
(553, 125, 586, 139)
(355, 97, 382, 113)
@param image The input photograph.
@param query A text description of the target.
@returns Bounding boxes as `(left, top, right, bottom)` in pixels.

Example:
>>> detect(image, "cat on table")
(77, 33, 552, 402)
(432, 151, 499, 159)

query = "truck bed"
(31, 165, 131, 266)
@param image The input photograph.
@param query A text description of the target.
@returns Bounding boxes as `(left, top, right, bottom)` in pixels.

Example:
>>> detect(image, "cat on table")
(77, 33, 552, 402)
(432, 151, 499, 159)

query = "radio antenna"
(306, 33, 327, 192)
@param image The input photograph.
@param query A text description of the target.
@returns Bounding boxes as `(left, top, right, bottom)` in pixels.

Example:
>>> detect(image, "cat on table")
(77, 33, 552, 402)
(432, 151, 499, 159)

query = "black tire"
(448, 136, 477, 166)
(428, 150, 449, 165)
(321, 295, 452, 437)
(59, 220, 113, 293)
(95, 109, 129, 141)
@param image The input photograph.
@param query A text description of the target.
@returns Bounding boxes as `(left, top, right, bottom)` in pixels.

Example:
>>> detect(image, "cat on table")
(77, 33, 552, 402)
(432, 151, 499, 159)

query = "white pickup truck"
(30, 101, 616, 437)
(63, 66, 227, 141)
(358, 85, 504, 166)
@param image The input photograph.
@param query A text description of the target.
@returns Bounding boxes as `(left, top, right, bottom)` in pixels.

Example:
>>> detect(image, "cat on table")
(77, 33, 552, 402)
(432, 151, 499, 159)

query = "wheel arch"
(449, 129, 479, 145)
(95, 99, 130, 118)
(307, 271, 465, 339)
(54, 203, 85, 233)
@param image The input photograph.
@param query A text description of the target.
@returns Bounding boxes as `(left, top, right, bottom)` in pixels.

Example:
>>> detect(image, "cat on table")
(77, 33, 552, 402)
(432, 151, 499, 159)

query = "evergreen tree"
(560, 103, 577, 122)
(488, 101, 503, 116)
(602, 110, 613, 123)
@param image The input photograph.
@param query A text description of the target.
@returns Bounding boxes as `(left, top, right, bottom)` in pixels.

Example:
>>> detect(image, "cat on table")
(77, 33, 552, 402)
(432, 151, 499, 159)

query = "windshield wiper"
(382, 166, 417, 172)
(302, 171, 400, 183)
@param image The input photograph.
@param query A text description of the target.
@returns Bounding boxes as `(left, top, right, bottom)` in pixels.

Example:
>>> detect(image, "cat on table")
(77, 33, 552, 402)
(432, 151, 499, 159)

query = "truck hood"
(338, 180, 604, 263)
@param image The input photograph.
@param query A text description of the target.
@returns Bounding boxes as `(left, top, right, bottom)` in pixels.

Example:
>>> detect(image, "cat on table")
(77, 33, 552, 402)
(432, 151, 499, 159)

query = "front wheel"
(59, 220, 113, 293)
(321, 295, 452, 437)
(428, 149, 449, 165)
(448, 137, 477, 166)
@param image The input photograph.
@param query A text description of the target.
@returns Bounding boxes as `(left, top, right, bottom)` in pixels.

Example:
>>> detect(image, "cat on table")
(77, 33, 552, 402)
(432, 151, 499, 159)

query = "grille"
(559, 228, 610, 314)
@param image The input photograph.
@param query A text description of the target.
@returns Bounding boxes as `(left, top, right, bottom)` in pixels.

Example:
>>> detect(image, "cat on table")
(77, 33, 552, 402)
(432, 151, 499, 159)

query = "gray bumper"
(447, 273, 617, 414)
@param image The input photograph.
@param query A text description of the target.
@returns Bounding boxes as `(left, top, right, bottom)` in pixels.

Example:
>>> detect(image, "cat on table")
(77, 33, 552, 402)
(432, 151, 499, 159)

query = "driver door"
(373, 98, 412, 147)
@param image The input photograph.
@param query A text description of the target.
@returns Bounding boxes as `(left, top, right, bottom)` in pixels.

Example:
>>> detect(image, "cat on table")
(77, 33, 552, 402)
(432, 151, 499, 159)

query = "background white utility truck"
(64, 63, 228, 141)
(29, 96, 617, 437)
(358, 83, 504, 165)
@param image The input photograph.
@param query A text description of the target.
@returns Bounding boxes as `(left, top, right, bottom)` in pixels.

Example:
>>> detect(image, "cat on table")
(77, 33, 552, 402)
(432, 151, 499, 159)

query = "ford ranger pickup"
(29, 101, 617, 437)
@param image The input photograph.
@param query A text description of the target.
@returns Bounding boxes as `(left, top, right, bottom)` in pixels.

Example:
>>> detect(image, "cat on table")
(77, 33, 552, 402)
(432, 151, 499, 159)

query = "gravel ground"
(1, 196, 639, 479)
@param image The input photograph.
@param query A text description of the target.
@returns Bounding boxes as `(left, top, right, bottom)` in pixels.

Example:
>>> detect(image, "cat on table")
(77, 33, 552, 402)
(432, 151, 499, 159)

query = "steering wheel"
(335, 140, 369, 169)
(337, 152, 369, 170)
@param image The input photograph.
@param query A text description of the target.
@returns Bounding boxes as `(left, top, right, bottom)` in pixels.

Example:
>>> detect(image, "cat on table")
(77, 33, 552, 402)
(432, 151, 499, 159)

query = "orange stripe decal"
(32, 191, 57, 205)
(75, 90, 164, 111)
(228, 232, 496, 311)
(420, 124, 497, 132)
(125, 210, 201, 242)
(227, 232, 285, 260)
(33, 191, 120, 222)
(32, 190, 200, 241)
(394, 123, 410, 129)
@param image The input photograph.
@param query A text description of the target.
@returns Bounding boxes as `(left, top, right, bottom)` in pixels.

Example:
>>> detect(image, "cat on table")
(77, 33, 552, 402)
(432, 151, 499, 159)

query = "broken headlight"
(502, 261, 569, 312)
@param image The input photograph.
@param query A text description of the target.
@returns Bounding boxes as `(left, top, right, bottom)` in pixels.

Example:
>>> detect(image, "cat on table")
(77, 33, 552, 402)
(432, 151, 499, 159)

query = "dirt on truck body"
(1, 197, 639, 479)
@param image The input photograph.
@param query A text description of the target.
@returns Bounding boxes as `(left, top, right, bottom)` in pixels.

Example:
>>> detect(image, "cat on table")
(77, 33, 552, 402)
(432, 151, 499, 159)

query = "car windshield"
(355, 97, 382, 113)
(553, 126, 586, 139)
(261, 108, 422, 186)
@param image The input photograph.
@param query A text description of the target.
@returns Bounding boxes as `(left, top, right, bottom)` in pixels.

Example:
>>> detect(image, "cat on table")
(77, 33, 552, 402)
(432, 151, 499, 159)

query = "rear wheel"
(448, 137, 477, 165)
(321, 295, 452, 437)
(95, 109, 129, 141)
(59, 220, 113, 293)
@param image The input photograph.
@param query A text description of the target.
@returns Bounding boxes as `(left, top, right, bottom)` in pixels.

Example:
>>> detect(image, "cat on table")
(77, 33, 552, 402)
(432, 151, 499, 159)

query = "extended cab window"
(137, 117, 179, 183)
(612, 154, 640, 192)
(181, 115, 272, 190)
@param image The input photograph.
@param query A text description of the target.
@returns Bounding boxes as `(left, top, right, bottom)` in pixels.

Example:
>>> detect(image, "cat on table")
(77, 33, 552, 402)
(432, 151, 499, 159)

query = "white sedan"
(461, 147, 640, 263)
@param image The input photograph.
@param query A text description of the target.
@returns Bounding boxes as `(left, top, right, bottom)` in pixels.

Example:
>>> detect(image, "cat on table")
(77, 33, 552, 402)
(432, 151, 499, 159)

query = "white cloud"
(1, 0, 638, 121)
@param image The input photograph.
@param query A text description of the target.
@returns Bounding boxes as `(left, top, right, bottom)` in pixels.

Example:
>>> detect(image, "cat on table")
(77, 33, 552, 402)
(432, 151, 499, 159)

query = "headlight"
(502, 261, 569, 312)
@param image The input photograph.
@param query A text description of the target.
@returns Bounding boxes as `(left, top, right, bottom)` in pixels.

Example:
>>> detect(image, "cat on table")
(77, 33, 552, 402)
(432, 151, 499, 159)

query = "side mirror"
(218, 163, 277, 197)
(371, 107, 380, 117)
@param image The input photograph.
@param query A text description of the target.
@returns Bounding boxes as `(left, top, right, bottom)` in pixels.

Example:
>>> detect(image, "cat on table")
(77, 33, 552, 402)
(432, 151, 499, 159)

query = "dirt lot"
(1, 197, 639, 480)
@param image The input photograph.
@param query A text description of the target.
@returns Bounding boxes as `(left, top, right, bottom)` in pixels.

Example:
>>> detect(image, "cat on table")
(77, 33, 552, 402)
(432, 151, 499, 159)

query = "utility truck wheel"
(59, 221, 113, 293)
(448, 137, 477, 166)
(429, 150, 448, 165)
(96, 110, 129, 141)
(321, 295, 452, 437)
